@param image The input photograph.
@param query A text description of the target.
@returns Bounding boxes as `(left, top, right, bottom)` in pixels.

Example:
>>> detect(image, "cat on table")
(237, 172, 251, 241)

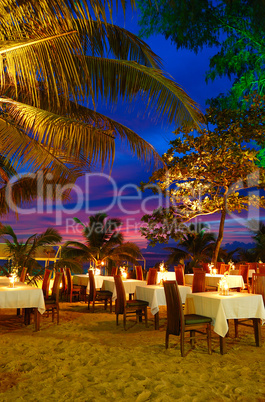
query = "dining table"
(73, 274, 114, 292)
(184, 273, 244, 289)
(102, 278, 147, 300)
(135, 284, 192, 329)
(185, 291, 265, 354)
(0, 278, 46, 331)
(156, 271, 176, 284)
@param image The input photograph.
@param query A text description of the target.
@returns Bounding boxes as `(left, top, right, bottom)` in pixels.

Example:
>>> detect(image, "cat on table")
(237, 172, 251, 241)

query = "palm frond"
(85, 57, 203, 128)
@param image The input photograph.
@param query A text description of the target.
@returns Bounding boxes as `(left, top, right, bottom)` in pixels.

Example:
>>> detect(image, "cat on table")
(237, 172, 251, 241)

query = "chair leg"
(110, 298, 112, 313)
(207, 324, 212, 354)
(116, 313, 119, 326)
(180, 330, 185, 357)
(190, 330, 195, 347)
(144, 307, 148, 328)
(52, 307, 55, 322)
(123, 312, 127, 330)
(57, 306, 59, 325)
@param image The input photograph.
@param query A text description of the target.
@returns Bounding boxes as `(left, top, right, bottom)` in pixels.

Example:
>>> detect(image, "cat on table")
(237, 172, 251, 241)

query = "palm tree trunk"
(212, 191, 228, 266)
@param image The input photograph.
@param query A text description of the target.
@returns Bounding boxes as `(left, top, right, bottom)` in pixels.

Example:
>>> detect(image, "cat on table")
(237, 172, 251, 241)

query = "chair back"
(42, 268, 52, 299)
(246, 262, 257, 272)
(135, 265, 144, 281)
(258, 264, 265, 274)
(163, 280, 183, 336)
(147, 268, 157, 285)
(252, 273, 265, 304)
(201, 262, 210, 273)
(111, 267, 118, 276)
(51, 272, 63, 302)
(65, 267, 73, 296)
(174, 265, 185, 285)
(60, 268, 67, 293)
(88, 270, 96, 300)
(219, 263, 226, 275)
(114, 275, 126, 314)
(192, 267, 203, 273)
(20, 267, 27, 282)
(192, 271, 206, 293)
(238, 264, 249, 283)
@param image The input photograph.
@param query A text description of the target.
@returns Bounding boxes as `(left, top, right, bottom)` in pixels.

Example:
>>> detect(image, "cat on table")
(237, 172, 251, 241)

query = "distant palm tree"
(0, 0, 202, 201)
(239, 221, 265, 261)
(0, 225, 62, 279)
(62, 213, 143, 273)
(164, 223, 216, 272)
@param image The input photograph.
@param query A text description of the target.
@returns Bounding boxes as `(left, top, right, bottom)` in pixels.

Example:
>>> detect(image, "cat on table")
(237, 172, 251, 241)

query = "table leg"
(219, 336, 227, 354)
(253, 318, 262, 347)
(154, 312, 159, 330)
(34, 308, 40, 331)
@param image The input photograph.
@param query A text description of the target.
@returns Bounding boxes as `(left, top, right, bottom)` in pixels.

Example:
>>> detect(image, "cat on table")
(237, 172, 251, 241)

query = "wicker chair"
(88, 270, 112, 312)
(114, 275, 148, 330)
(192, 271, 206, 293)
(174, 265, 185, 286)
(147, 268, 157, 285)
(45, 272, 63, 324)
(163, 280, 212, 356)
(135, 265, 144, 281)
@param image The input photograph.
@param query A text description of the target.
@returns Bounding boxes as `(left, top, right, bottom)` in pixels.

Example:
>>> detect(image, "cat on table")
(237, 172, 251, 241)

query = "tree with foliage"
(238, 221, 265, 262)
(140, 95, 265, 265)
(0, 0, 202, 214)
(0, 225, 62, 279)
(164, 223, 216, 271)
(137, 0, 265, 108)
(62, 213, 143, 273)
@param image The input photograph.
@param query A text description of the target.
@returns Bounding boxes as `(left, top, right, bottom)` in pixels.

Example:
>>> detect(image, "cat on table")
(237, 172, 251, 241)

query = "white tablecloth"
(185, 274, 244, 289)
(0, 284, 45, 314)
(102, 278, 147, 300)
(185, 292, 265, 337)
(73, 275, 113, 292)
(135, 284, 192, 315)
(156, 271, 176, 284)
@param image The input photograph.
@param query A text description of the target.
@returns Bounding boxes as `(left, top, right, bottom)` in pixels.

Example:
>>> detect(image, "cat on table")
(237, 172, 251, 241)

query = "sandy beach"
(0, 303, 265, 402)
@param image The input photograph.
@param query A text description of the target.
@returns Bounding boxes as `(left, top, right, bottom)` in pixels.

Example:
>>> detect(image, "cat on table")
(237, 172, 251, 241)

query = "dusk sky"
(2, 6, 263, 265)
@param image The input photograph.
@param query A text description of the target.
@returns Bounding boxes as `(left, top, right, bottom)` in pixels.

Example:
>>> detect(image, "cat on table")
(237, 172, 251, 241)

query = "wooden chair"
(65, 267, 82, 302)
(19, 267, 27, 282)
(247, 262, 257, 272)
(238, 264, 250, 292)
(234, 273, 265, 343)
(45, 272, 63, 324)
(258, 264, 265, 274)
(174, 265, 185, 285)
(147, 268, 158, 285)
(135, 265, 144, 281)
(163, 280, 212, 356)
(111, 267, 118, 276)
(201, 262, 210, 273)
(114, 275, 148, 330)
(219, 263, 226, 275)
(42, 268, 52, 300)
(192, 267, 203, 273)
(192, 271, 206, 293)
(59, 268, 67, 301)
(88, 270, 112, 312)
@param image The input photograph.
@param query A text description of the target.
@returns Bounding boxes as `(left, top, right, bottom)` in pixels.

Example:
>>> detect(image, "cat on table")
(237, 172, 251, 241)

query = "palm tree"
(0, 0, 202, 211)
(239, 221, 265, 262)
(164, 223, 216, 272)
(62, 213, 143, 273)
(0, 224, 62, 279)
